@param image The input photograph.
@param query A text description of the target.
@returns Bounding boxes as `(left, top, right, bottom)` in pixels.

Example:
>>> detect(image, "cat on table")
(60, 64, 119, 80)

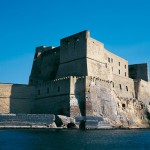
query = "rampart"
(0, 84, 35, 113)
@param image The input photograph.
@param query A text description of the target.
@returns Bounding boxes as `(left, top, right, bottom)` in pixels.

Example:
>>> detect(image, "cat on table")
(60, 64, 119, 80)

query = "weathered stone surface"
(55, 115, 76, 128)
(0, 114, 55, 126)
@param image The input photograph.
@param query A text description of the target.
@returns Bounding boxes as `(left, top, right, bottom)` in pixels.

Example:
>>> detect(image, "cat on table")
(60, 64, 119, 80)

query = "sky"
(0, 0, 150, 84)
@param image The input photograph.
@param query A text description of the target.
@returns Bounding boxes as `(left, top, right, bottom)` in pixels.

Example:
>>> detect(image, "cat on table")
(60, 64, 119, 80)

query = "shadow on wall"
(74, 78, 86, 116)
(10, 84, 35, 114)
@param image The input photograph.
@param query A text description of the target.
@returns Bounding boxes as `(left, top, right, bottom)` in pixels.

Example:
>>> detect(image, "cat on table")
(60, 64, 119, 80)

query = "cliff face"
(85, 77, 150, 128)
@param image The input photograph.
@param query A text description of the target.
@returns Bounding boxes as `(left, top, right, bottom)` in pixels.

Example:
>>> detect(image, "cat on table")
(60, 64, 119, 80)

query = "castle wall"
(87, 58, 112, 80)
(56, 31, 89, 78)
(85, 76, 137, 124)
(59, 30, 89, 63)
(85, 76, 117, 120)
(34, 78, 71, 116)
(106, 49, 128, 78)
(70, 76, 85, 117)
(113, 75, 135, 98)
(29, 46, 60, 85)
(86, 37, 128, 79)
(129, 63, 149, 81)
(134, 79, 150, 101)
(0, 84, 35, 113)
(56, 59, 87, 78)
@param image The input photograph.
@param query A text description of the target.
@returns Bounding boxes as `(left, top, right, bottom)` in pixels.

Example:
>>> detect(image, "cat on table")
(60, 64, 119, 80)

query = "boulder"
(55, 115, 76, 128)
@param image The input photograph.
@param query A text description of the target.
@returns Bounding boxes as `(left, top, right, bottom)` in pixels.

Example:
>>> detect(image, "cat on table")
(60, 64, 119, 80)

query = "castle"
(0, 30, 150, 127)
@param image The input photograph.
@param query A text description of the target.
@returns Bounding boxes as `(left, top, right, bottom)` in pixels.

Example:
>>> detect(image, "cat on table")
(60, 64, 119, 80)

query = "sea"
(0, 129, 150, 150)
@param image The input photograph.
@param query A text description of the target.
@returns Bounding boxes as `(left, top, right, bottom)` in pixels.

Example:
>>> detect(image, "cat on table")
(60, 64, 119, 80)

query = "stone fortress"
(0, 30, 150, 128)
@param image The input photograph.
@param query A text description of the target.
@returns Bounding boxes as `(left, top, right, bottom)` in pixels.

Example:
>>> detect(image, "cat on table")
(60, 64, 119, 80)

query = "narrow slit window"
(119, 84, 122, 90)
(119, 70, 120, 74)
(125, 72, 126, 77)
(112, 82, 114, 88)
(47, 88, 49, 94)
(58, 86, 60, 92)
(119, 62, 120, 66)
(126, 86, 128, 91)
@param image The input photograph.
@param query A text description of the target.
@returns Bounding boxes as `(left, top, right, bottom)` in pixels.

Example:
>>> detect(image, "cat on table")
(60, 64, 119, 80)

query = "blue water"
(0, 129, 150, 150)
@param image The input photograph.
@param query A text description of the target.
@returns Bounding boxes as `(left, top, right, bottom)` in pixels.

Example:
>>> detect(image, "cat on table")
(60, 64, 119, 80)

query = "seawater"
(0, 129, 150, 150)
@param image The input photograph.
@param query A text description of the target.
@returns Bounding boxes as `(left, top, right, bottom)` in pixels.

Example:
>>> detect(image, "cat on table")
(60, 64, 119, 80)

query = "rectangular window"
(108, 57, 110, 63)
(119, 70, 120, 74)
(125, 72, 126, 77)
(119, 62, 120, 66)
(125, 65, 126, 69)
(112, 67, 113, 72)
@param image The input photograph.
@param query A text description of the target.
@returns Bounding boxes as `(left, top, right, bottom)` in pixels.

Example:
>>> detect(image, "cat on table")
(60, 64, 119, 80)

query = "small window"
(119, 70, 120, 74)
(125, 65, 126, 69)
(111, 58, 113, 63)
(126, 86, 128, 91)
(122, 104, 126, 109)
(125, 72, 126, 77)
(47, 88, 49, 94)
(38, 90, 40, 95)
(108, 57, 110, 63)
(119, 84, 122, 90)
(119, 62, 120, 66)
(58, 87, 60, 92)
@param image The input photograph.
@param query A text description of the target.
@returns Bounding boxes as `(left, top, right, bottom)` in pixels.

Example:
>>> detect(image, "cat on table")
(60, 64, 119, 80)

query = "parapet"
(60, 30, 90, 43)
(129, 63, 149, 82)
(34, 46, 55, 59)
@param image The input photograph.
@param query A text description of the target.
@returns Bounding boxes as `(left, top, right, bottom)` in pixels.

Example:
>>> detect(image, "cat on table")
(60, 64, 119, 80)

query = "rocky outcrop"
(55, 115, 77, 128)
(84, 77, 150, 129)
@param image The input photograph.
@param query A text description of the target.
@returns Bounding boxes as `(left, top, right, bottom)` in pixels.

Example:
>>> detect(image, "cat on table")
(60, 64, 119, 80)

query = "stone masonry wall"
(87, 37, 128, 79)
(29, 46, 60, 85)
(135, 79, 150, 101)
(56, 30, 89, 78)
(85, 76, 150, 128)
(129, 63, 149, 81)
(0, 84, 35, 113)
(34, 77, 71, 116)
(70, 76, 85, 117)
